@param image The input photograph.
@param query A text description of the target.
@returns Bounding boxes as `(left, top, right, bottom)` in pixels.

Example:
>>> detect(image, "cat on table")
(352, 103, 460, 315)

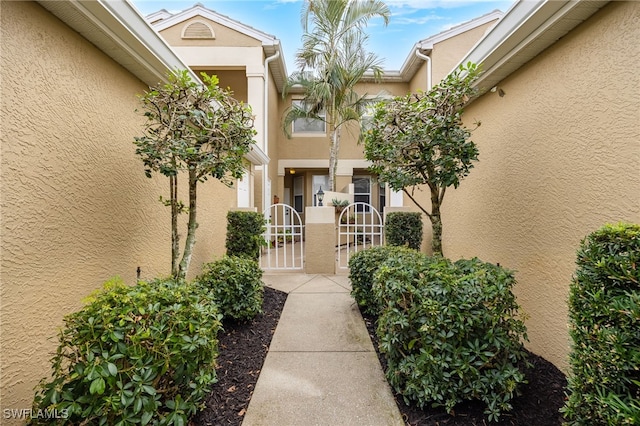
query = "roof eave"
(458, 0, 610, 98)
(37, 0, 197, 87)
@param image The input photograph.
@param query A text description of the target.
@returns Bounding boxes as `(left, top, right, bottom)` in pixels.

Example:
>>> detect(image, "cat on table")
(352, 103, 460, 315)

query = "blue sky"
(132, 0, 516, 72)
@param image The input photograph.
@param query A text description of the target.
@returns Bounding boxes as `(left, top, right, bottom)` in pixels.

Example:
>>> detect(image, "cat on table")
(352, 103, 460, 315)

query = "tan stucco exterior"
(414, 1, 639, 371)
(158, 16, 263, 47)
(0, 1, 233, 414)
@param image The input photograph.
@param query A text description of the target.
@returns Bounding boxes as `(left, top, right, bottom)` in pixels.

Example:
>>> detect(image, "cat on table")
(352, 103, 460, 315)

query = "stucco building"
(1, 0, 638, 419)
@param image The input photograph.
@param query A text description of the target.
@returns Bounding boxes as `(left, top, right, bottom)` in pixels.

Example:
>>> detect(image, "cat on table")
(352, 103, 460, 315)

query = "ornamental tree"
(364, 62, 481, 255)
(135, 70, 256, 279)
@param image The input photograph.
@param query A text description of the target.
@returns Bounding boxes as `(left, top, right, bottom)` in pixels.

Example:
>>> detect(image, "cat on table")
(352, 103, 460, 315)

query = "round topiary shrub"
(348, 245, 418, 316)
(374, 254, 529, 422)
(197, 256, 264, 321)
(385, 212, 423, 250)
(31, 277, 222, 426)
(225, 211, 266, 260)
(562, 222, 640, 425)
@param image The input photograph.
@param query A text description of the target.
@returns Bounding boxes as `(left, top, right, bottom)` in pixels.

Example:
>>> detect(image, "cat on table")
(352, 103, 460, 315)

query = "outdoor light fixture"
(317, 186, 324, 206)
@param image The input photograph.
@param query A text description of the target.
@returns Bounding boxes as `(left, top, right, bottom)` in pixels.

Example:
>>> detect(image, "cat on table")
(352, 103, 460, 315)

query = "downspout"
(415, 49, 432, 90)
(262, 50, 280, 214)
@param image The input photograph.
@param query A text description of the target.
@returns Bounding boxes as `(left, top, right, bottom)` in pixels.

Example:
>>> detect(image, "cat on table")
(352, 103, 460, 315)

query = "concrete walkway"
(242, 274, 404, 426)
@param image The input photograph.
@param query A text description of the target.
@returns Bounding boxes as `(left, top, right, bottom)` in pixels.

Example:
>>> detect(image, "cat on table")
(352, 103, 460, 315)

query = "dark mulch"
(362, 312, 569, 426)
(192, 286, 287, 426)
(191, 286, 568, 426)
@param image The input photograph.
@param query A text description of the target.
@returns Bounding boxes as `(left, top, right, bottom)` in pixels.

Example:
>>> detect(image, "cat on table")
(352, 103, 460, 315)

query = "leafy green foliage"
(374, 252, 529, 421)
(385, 212, 423, 250)
(562, 223, 640, 425)
(348, 246, 418, 315)
(197, 256, 264, 321)
(364, 62, 481, 255)
(225, 211, 266, 260)
(31, 277, 222, 426)
(134, 70, 257, 279)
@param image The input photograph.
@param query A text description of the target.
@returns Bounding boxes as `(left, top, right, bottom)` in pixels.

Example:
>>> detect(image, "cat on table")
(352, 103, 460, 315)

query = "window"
(353, 176, 371, 212)
(293, 176, 304, 213)
(312, 175, 329, 206)
(292, 100, 326, 134)
(379, 182, 386, 213)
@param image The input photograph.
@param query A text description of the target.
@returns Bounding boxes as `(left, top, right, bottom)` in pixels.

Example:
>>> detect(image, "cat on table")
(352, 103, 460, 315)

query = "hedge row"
(32, 255, 264, 425)
(563, 223, 640, 424)
(349, 246, 528, 421)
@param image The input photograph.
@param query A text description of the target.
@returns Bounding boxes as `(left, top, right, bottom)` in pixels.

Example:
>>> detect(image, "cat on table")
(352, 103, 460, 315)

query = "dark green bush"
(374, 253, 529, 422)
(562, 222, 640, 425)
(198, 256, 264, 321)
(31, 277, 222, 426)
(225, 211, 265, 260)
(385, 212, 423, 250)
(349, 245, 419, 316)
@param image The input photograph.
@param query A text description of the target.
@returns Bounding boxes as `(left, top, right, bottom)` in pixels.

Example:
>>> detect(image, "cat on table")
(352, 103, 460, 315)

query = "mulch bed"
(192, 285, 568, 426)
(362, 312, 568, 426)
(192, 286, 287, 426)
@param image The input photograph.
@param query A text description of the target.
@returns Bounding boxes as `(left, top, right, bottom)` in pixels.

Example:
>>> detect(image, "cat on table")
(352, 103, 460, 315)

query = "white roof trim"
(457, 0, 609, 94)
(375, 9, 503, 82)
(150, 4, 278, 46)
(37, 0, 199, 86)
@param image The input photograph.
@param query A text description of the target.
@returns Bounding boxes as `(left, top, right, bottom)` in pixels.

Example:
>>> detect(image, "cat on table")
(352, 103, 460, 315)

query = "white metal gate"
(260, 203, 304, 270)
(337, 202, 383, 269)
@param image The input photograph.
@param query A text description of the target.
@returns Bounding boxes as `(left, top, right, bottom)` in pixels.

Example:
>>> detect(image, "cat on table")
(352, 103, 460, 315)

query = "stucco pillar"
(246, 73, 265, 151)
(304, 206, 336, 274)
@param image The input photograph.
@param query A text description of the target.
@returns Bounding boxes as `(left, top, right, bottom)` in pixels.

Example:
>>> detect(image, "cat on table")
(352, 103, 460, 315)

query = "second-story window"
(292, 100, 326, 134)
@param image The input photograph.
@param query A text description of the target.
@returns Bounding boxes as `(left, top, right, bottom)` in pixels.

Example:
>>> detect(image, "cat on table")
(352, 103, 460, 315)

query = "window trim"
(291, 99, 326, 135)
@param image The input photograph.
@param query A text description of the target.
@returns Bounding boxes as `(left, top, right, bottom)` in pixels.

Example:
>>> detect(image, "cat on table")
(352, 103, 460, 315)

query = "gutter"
(415, 49, 432, 91)
(262, 50, 280, 213)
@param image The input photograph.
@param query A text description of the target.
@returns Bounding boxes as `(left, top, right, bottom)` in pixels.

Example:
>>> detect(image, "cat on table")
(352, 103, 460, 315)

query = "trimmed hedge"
(385, 212, 423, 250)
(562, 223, 640, 425)
(226, 211, 265, 260)
(374, 252, 529, 421)
(31, 277, 222, 426)
(348, 245, 418, 315)
(197, 256, 264, 321)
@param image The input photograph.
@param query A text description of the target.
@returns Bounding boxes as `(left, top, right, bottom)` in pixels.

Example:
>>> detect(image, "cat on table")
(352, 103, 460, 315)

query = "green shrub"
(374, 254, 529, 422)
(31, 277, 222, 426)
(562, 222, 640, 425)
(198, 256, 263, 321)
(348, 245, 419, 316)
(225, 211, 266, 260)
(385, 212, 423, 250)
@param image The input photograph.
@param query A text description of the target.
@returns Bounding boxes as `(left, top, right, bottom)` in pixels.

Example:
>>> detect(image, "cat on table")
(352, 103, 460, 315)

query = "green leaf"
(89, 377, 106, 395)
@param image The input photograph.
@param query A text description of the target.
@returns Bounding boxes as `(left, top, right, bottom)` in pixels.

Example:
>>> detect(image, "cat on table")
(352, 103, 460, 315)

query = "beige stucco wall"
(0, 1, 232, 416)
(417, 1, 639, 371)
(158, 16, 262, 47)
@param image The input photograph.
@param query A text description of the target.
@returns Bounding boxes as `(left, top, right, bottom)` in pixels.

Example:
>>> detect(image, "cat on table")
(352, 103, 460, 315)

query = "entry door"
(284, 188, 291, 227)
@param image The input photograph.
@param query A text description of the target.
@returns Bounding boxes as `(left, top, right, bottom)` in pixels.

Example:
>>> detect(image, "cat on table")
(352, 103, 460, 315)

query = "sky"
(131, 0, 516, 72)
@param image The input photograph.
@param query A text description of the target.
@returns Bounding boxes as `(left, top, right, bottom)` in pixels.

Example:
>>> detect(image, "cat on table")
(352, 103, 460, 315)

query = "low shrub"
(385, 212, 423, 250)
(31, 277, 222, 426)
(374, 254, 529, 422)
(198, 256, 264, 321)
(562, 222, 640, 425)
(349, 245, 419, 316)
(225, 211, 266, 260)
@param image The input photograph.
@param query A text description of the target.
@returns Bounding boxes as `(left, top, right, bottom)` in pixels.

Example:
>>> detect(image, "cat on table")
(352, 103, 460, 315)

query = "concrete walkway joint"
(242, 274, 404, 426)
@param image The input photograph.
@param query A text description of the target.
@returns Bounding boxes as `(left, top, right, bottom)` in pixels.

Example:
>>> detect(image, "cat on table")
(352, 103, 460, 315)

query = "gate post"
(304, 206, 335, 274)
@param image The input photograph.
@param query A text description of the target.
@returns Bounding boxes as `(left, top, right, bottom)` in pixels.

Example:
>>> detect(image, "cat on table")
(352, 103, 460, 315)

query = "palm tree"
(283, 0, 390, 191)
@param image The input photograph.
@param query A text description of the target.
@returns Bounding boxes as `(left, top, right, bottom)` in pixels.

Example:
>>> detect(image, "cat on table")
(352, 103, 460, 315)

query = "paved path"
(242, 274, 404, 426)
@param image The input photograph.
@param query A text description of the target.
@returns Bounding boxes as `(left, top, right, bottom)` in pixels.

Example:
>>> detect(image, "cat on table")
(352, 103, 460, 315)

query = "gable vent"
(182, 21, 215, 39)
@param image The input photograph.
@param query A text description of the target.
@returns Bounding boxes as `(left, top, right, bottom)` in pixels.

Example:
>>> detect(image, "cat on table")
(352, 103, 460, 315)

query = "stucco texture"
(1, 1, 233, 415)
(422, 2, 639, 371)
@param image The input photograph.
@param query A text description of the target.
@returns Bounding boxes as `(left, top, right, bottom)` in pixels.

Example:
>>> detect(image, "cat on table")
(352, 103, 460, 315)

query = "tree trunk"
(178, 169, 198, 280)
(328, 126, 341, 192)
(170, 173, 180, 278)
(430, 187, 443, 256)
